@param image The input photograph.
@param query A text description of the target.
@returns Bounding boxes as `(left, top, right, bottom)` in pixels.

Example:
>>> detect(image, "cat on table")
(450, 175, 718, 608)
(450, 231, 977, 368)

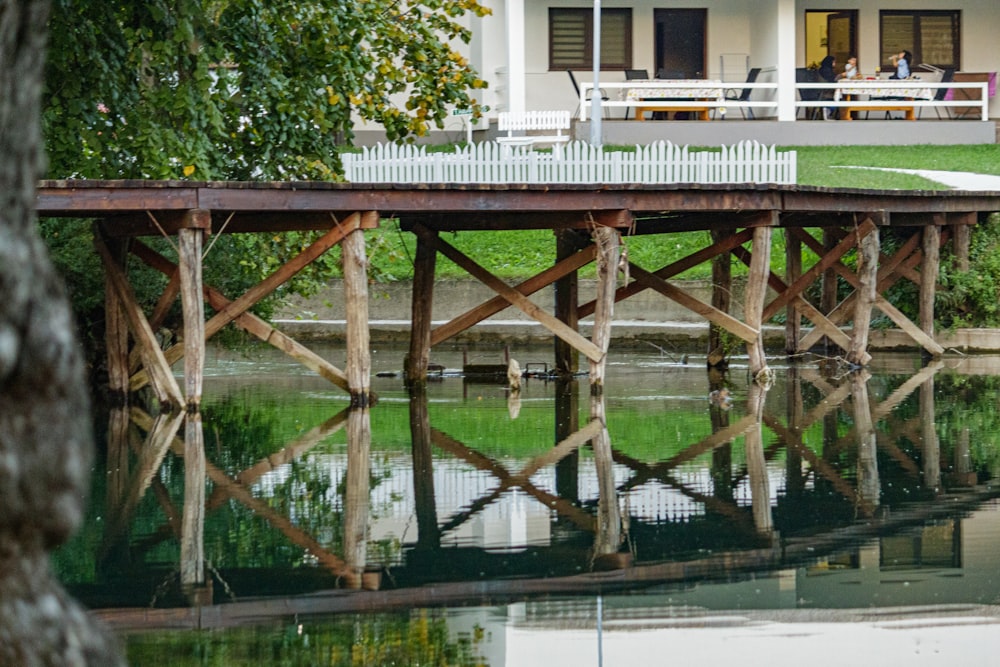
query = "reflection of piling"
(590, 394, 622, 558)
(921, 376, 941, 493)
(555, 378, 581, 502)
(745, 383, 773, 537)
(409, 386, 441, 551)
(343, 408, 372, 589)
(851, 370, 880, 516)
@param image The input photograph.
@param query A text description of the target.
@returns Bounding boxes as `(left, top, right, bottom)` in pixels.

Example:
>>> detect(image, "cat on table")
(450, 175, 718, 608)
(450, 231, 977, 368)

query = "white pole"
(590, 0, 603, 145)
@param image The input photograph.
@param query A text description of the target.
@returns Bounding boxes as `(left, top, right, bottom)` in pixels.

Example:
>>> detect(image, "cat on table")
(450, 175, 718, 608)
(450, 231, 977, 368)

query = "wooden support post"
(784, 367, 805, 499)
(94, 230, 185, 410)
(951, 213, 973, 272)
(821, 229, 839, 353)
(342, 221, 373, 407)
(554, 230, 585, 376)
(104, 237, 130, 408)
(178, 223, 206, 413)
(784, 227, 801, 356)
(343, 408, 372, 589)
(744, 223, 773, 384)
(708, 228, 732, 367)
(846, 224, 879, 367)
(405, 229, 438, 386)
(589, 225, 620, 395)
(920, 225, 940, 347)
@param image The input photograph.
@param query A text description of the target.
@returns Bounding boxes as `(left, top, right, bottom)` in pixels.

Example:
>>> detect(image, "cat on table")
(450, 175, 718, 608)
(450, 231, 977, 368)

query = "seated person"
(838, 56, 861, 80)
(818, 55, 838, 120)
(889, 50, 912, 79)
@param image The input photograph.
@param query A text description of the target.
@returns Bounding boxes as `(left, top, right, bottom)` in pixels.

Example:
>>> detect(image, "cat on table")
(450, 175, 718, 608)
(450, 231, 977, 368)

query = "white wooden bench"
(496, 110, 571, 157)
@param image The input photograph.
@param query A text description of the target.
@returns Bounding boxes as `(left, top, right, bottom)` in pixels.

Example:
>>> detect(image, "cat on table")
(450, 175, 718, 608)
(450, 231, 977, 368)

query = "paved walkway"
(839, 166, 1000, 191)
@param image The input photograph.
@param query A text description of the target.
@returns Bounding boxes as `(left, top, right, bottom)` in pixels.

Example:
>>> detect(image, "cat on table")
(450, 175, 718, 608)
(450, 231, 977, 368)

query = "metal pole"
(590, 0, 602, 145)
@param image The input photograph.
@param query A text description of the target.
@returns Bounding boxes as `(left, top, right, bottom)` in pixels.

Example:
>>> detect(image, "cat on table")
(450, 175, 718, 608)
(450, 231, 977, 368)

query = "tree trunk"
(0, 1, 124, 663)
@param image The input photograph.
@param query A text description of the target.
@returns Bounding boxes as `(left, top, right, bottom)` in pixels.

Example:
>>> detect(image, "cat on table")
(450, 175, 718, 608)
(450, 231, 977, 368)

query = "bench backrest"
(498, 110, 571, 135)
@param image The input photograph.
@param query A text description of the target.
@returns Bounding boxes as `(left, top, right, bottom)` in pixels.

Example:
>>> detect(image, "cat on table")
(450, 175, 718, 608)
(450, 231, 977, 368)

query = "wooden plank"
(430, 242, 597, 347)
(415, 224, 604, 363)
(202, 212, 363, 341)
(796, 229, 924, 350)
(762, 220, 874, 321)
(578, 228, 753, 318)
(628, 263, 758, 343)
(731, 244, 853, 352)
(94, 231, 185, 409)
(127, 241, 353, 394)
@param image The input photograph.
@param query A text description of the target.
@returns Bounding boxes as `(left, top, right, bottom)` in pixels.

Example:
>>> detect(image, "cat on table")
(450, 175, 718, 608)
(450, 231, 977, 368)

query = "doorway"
(654, 9, 706, 79)
(805, 10, 858, 71)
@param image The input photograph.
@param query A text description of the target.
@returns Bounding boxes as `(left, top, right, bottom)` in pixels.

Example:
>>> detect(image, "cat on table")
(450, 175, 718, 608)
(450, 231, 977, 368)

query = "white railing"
(342, 140, 797, 185)
(796, 80, 990, 120)
(579, 79, 990, 121)
(581, 81, 778, 121)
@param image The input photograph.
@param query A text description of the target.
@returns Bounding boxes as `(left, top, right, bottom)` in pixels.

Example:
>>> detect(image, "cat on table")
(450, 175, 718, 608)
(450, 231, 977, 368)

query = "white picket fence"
(342, 140, 797, 185)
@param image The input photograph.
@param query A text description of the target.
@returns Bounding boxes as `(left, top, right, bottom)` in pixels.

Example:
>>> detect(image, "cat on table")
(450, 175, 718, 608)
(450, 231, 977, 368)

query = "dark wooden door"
(654, 9, 706, 79)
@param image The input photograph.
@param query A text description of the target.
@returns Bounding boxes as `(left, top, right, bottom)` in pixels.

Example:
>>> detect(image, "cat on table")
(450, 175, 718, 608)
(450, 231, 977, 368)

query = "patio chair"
(724, 67, 761, 119)
(623, 69, 649, 119)
(919, 68, 955, 119)
(567, 70, 609, 118)
(796, 67, 821, 120)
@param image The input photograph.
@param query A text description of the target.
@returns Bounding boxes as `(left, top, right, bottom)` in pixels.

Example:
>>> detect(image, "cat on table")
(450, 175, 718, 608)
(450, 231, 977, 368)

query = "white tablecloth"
(623, 80, 724, 101)
(834, 82, 933, 101)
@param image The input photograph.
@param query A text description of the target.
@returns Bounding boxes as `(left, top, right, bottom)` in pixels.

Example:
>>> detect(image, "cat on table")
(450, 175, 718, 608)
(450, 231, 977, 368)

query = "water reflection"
(57, 348, 1000, 659)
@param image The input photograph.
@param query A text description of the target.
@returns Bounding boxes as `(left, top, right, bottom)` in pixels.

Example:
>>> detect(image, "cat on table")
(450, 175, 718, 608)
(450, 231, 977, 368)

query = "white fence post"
(341, 140, 796, 185)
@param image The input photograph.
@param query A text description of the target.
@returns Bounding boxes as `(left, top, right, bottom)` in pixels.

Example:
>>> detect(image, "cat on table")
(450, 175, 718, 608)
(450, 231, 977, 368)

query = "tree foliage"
(43, 0, 491, 180)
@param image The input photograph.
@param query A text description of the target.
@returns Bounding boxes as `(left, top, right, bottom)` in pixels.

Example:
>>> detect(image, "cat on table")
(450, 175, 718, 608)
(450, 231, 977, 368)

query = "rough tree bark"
(0, 1, 125, 664)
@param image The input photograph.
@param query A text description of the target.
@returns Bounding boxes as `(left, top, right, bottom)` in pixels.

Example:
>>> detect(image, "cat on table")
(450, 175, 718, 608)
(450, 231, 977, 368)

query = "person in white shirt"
(838, 56, 860, 80)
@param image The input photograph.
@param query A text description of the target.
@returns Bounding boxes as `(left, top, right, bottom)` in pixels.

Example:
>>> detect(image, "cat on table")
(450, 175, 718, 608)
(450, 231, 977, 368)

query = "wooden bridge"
(37, 179, 1000, 404)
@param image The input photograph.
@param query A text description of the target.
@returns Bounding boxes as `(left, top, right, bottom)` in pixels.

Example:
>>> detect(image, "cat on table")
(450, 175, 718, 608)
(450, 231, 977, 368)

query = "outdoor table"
(622, 79, 724, 121)
(833, 80, 933, 120)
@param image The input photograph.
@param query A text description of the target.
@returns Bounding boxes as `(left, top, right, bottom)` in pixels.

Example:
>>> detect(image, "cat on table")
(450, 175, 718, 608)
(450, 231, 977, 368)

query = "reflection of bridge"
(90, 355, 999, 628)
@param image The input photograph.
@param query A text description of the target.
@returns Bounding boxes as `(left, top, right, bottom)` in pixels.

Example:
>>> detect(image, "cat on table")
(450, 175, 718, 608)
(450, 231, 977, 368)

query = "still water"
(55, 344, 1000, 665)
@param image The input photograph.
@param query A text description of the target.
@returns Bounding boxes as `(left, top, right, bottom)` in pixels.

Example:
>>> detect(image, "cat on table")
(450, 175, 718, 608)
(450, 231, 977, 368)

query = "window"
(880, 10, 960, 71)
(550, 8, 632, 71)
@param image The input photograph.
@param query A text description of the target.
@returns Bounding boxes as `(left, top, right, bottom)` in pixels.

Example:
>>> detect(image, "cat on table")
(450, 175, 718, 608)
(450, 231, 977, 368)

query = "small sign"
(452, 106, 490, 116)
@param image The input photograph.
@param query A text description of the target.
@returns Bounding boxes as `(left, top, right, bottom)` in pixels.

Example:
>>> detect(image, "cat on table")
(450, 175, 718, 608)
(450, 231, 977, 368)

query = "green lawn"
(363, 144, 1000, 283)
